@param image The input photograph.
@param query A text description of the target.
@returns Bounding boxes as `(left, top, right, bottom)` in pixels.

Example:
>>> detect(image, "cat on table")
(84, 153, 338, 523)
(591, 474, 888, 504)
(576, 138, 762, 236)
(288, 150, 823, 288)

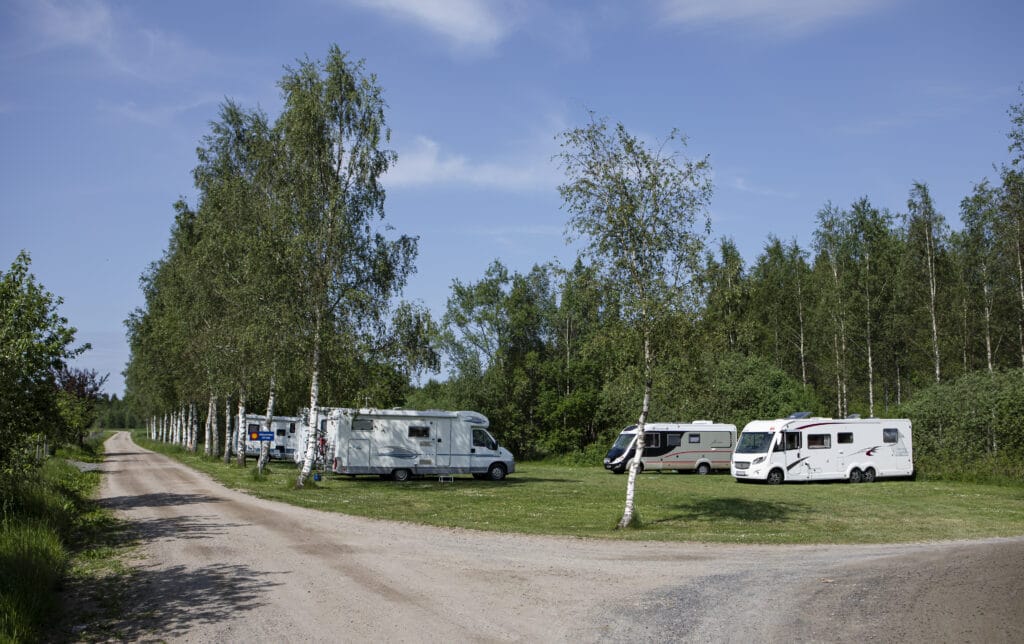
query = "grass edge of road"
(129, 430, 1024, 546)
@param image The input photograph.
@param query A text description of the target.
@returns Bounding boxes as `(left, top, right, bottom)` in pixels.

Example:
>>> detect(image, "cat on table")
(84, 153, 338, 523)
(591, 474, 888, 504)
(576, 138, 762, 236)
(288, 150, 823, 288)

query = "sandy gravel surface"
(83, 432, 1023, 642)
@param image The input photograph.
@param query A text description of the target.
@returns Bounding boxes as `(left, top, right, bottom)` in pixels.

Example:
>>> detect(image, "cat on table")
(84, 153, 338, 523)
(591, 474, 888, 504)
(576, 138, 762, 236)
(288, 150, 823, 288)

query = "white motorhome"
(242, 414, 303, 460)
(327, 408, 516, 481)
(603, 421, 737, 474)
(731, 415, 913, 484)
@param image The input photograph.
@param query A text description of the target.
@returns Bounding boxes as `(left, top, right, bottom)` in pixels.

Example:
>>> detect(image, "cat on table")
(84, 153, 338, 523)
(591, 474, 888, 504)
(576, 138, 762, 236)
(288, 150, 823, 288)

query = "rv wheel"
(696, 463, 711, 476)
(391, 469, 412, 482)
(486, 463, 507, 481)
(766, 469, 784, 485)
(848, 468, 863, 484)
(863, 467, 876, 483)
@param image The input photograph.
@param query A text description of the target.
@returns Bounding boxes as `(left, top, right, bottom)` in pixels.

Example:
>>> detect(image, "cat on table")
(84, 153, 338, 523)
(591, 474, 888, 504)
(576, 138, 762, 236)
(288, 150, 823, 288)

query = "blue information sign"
(249, 431, 274, 442)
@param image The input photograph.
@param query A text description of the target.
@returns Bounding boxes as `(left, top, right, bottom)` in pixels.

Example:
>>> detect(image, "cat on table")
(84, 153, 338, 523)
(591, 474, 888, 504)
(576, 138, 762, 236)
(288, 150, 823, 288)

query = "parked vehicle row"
(603, 413, 915, 484)
(245, 407, 515, 482)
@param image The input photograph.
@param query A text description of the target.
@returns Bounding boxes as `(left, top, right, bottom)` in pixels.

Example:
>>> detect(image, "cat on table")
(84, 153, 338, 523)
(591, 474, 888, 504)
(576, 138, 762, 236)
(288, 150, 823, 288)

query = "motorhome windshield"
(612, 433, 635, 450)
(734, 431, 773, 454)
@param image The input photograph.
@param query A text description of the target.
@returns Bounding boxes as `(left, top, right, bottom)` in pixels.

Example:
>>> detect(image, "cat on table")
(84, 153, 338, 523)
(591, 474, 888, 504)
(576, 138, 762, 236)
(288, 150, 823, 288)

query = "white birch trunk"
(204, 396, 213, 456)
(207, 394, 218, 457)
(258, 376, 277, 474)
(297, 337, 321, 487)
(223, 395, 233, 464)
(925, 222, 941, 383)
(235, 394, 247, 467)
(618, 332, 652, 529)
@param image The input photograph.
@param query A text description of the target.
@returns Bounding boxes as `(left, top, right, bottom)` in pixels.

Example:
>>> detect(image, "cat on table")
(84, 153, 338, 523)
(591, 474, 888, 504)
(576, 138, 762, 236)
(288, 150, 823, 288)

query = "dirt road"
(85, 432, 1023, 642)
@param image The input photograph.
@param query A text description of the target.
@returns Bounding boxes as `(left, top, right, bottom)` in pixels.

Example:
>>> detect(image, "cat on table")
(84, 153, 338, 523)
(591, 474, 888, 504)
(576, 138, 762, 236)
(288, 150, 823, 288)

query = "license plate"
(734, 471, 747, 477)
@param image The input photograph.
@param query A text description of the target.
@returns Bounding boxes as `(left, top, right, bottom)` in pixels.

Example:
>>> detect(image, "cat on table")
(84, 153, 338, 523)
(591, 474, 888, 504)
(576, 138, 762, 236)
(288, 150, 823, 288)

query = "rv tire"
(848, 468, 863, 484)
(863, 467, 876, 483)
(486, 463, 507, 481)
(391, 469, 412, 482)
(766, 469, 784, 485)
(696, 463, 711, 475)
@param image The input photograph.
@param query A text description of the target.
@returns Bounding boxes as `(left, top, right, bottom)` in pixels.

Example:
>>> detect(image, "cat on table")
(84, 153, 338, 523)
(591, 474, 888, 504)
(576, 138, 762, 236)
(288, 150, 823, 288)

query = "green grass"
(1, 434, 138, 643)
(134, 431, 1024, 544)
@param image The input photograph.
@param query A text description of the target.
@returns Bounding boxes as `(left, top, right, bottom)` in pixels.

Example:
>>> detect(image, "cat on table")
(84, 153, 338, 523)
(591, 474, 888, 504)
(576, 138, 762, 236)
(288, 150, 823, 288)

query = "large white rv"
(731, 415, 913, 484)
(326, 408, 516, 481)
(603, 421, 737, 474)
(242, 414, 303, 460)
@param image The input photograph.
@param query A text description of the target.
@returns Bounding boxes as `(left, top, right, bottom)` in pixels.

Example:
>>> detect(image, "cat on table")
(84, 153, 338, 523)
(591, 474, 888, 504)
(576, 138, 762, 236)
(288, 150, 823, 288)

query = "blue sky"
(2, 0, 1021, 395)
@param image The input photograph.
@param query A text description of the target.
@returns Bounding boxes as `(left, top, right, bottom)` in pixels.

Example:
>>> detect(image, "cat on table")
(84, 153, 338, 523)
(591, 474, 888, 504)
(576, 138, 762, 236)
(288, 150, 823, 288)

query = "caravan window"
(883, 428, 899, 444)
(276, 429, 287, 437)
(645, 433, 661, 449)
(352, 418, 373, 432)
(289, 423, 296, 434)
(808, 434, 831, 449)
(838, 432, 853, 444)
(408, 426, 430, 438)
(688, 433, 701, 444)
(666, 433, 681, 447)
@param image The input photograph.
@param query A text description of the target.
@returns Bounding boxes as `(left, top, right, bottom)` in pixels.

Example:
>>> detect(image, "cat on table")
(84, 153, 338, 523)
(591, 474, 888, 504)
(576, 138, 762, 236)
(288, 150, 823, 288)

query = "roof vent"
(788, 411, 812, 419)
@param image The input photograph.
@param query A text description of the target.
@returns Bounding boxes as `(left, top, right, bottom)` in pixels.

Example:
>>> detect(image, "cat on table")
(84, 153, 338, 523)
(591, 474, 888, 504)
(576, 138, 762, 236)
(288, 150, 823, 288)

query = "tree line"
(123, 45, 1024, 482)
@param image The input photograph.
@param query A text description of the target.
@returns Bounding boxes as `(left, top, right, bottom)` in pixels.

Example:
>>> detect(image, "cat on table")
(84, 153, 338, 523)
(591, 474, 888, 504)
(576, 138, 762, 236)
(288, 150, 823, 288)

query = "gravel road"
(83, 431, 1023, 642)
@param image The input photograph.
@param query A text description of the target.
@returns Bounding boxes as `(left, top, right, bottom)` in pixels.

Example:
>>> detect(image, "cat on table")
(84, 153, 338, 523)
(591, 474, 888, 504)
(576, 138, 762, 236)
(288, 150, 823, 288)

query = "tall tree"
(905, 182, 948, 383)
(275, 46, 417, 487)
(557, 116, 712, 528)
(0, 252, 85, 475)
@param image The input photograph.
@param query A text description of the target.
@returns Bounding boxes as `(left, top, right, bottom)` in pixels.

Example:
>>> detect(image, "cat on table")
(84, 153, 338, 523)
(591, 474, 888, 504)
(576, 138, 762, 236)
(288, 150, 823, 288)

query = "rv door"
(471, 427, 500, 470)
(781, 430, 810, 481)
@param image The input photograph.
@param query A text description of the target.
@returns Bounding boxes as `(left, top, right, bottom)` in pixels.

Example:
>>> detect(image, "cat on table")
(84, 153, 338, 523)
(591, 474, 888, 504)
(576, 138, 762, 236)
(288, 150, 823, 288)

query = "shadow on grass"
(649, 497, 809, 524)
(324, 474, 583, 485)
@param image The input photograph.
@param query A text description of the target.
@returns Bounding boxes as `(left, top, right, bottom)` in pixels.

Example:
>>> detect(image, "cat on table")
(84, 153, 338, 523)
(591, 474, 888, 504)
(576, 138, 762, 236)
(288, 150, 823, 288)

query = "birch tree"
(557, 116, 712, 528)
(906, 182, 948, 383)
(274, 46, 417, 487)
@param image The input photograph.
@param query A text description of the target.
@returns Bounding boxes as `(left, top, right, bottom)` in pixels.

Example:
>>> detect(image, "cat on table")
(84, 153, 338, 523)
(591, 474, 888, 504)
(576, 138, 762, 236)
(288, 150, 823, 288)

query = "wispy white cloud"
(657, 0, 895, 36)
(387, 135, 556, 191)
(100, 95, 223, 127)
(732, 176, 797, 199)
(344, 0, 522, 51)
(7, 0, 218, 82)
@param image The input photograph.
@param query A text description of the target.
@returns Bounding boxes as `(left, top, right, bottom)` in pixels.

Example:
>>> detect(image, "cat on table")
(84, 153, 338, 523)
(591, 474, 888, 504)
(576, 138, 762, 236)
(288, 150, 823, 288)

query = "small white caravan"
(731, 414, 913, 484)
(242, 414, 303, 460)
(603, 421, 737, 474)
(327, 408, 516, 481)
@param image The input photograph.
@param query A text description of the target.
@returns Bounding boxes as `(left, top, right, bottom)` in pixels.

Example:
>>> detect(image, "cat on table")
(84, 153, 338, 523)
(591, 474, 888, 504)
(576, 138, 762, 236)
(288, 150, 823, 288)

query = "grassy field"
(131, 431, 1024, 545)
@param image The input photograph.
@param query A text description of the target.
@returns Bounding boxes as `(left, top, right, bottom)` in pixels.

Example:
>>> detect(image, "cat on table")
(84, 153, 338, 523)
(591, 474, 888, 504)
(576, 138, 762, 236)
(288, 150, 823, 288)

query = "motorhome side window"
(247, 423, 260, 432)
(352, 418, 373, 432)
(883, 428, 899, 443)
(838, 432, 853, 444)
(646, 433, 661, 449)
(320, 419, 327, 432)
(688, 434, 701, 444)
(808, 434, 830, 449)
(289, 423, 296, 434)
(276, 429, 286, 437)
(408, 426, 430, 438)
(666, 433, 681, 447)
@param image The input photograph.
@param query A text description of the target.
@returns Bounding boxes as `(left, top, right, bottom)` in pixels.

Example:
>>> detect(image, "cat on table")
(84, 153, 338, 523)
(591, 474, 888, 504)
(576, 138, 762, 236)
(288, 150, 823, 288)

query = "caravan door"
(781, 431, 811, 481)
(433, 419, 452, 468)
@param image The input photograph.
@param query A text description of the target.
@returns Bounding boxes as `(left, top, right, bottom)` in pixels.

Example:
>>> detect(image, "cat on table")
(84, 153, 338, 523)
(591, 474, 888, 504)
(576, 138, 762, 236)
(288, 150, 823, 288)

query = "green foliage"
(899, 369, 1024, 482)
(0, 252, 88, 478)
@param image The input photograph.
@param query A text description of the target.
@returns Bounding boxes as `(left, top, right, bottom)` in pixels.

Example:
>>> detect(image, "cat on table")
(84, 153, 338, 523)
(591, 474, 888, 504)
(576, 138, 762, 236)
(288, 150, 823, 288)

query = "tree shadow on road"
(65, 562, 285, 641)
(101, 492, 223, 510)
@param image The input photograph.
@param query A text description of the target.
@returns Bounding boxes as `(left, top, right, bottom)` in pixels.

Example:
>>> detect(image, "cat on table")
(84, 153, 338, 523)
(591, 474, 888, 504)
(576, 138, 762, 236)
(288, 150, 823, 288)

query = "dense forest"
(121, 47, 1024, 480)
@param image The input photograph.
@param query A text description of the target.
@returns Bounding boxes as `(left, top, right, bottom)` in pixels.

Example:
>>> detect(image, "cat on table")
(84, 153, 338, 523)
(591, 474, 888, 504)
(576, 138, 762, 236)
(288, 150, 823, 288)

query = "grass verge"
(133, 431, 1024, 545)
(0, 433, 138, 643)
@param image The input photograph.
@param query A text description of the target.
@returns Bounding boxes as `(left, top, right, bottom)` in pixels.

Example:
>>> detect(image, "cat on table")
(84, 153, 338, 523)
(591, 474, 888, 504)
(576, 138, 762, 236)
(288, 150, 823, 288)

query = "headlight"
(752, 456, 765, 465)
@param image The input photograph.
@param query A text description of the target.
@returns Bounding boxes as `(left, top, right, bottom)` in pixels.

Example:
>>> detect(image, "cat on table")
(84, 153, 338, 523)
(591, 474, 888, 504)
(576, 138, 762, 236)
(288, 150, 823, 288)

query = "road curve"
(89, 431, 1023, 642)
